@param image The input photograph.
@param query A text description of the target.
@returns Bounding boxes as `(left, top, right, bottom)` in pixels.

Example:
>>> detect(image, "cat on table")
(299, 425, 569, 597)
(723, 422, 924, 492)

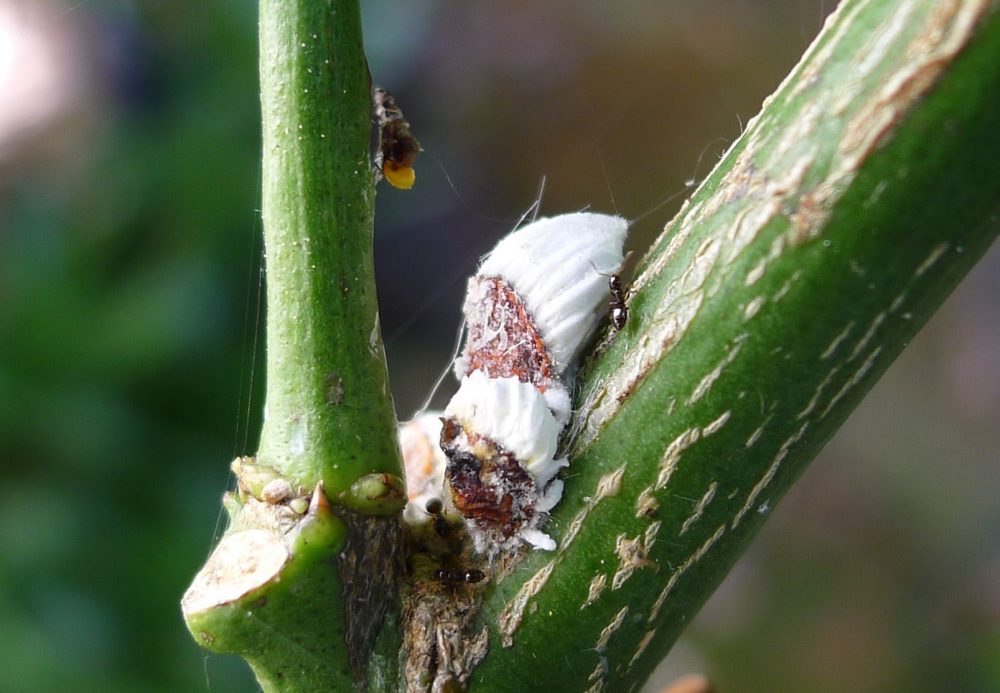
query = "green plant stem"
(469, 1, 1000, 690)
(257, 0, 402, 495)
(183, 1, 403, 690)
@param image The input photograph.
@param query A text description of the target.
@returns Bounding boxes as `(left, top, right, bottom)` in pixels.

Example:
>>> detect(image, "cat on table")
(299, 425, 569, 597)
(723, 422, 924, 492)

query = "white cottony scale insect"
(460, 213, 629, 376)
(441, 213, 629, 553)
(440, 372, 566, 553)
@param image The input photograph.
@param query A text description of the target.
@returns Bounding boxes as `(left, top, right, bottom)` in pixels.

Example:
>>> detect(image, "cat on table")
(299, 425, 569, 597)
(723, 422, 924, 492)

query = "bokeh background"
(1, 1, 997, 691)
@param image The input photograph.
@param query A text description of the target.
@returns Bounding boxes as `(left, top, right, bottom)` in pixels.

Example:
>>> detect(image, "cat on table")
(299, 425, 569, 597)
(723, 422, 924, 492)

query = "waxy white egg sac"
(440, 213, 629, 553)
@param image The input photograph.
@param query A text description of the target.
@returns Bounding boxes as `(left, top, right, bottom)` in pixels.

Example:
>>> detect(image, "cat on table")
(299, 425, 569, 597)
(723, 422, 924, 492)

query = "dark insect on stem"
(589, 260, 630, 332)
(433, 568, 487, 584)
(608, 274, 628, 331)
(425, 497, 451, 538)
(372, 87, 422, 190)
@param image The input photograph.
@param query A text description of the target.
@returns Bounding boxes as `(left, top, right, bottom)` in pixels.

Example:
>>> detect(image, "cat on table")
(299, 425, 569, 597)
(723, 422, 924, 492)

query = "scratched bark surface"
(469, 2, 1000, 691)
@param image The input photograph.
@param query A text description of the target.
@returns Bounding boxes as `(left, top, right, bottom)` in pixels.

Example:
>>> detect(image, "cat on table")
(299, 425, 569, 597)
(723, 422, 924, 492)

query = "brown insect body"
(461, 276, 555, 390)
(439, 417, 536, 539)
(373, 87, 421, 189)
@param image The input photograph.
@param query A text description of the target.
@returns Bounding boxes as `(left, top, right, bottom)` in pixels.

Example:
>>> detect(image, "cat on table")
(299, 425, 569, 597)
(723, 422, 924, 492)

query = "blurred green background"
(0, 1, 996, 691)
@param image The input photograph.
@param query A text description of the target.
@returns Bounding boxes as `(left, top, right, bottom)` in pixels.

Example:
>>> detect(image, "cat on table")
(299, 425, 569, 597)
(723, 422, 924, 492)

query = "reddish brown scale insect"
(445, 449, 518, 526)
(439, 417, 536, 536)
(461, 276, 554, 389)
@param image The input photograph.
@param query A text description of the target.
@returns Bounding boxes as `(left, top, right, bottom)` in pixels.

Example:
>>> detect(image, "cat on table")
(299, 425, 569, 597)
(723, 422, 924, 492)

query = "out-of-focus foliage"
(0, 1, 995, 691)
(1, 2, 261, 690)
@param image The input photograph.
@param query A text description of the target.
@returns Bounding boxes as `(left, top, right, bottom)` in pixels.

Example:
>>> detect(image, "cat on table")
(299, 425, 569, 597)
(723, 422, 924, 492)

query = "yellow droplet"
(384, 161, 416, 190)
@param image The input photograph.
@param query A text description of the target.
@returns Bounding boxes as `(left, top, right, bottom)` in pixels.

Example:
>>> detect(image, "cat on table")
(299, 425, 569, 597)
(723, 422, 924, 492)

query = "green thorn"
(292, 483, 349, 556)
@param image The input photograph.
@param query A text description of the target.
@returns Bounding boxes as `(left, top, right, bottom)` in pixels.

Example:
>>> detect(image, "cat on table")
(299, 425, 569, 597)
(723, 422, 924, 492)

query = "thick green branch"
(183, 1, 403, 690)
(257, 0, 402, 496)
(469, 2, 1000, 690)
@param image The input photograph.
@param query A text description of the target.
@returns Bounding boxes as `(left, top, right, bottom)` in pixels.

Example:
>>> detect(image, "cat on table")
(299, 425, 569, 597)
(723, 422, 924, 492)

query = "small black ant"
(434, 567, 486, 584)
(590, 261, 629, 332)
(608, 274, 628, 331)
(425, 497, 451, 538)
